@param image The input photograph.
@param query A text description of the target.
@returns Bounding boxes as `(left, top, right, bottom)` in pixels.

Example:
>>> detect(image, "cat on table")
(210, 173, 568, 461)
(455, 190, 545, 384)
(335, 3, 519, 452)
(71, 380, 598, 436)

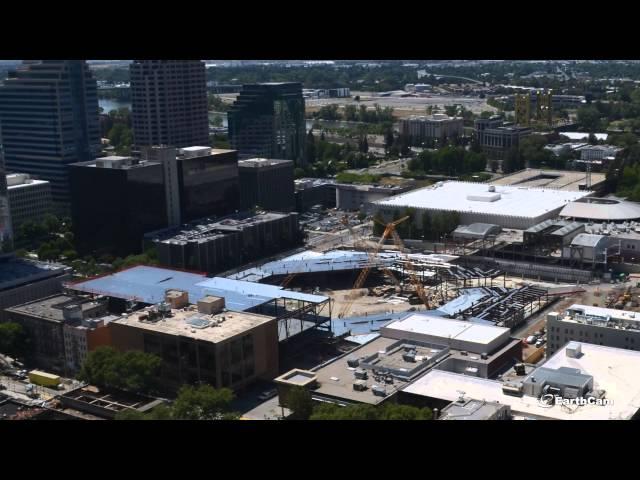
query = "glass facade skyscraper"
(0, 61, 101, 209)
(130, 60, 209, 149)
(228, 83, 306, 166)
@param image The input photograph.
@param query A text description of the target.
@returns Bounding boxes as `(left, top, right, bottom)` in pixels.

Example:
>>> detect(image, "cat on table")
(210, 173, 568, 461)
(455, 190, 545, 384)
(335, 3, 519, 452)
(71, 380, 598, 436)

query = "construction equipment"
(388, 225, 430, 309)
(337, 216, 410, 318)
(340, 215, 401, 288)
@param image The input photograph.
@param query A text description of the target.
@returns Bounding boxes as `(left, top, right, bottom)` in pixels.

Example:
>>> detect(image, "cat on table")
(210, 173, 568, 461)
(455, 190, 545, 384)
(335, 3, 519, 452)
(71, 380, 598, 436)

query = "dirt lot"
(327, 288, 424, 318)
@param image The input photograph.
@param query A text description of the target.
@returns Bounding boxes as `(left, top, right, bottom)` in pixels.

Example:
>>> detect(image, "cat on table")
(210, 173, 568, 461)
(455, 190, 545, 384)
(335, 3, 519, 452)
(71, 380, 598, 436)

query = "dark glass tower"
(228, 83, 306, 166)
(130, 60, 209, 149)
(0, 143, 12, 255)
(0, 61, 101, 209)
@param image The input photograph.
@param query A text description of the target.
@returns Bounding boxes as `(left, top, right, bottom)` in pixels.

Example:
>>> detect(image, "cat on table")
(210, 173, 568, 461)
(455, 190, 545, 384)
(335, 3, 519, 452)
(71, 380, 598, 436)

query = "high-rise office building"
(69, 156, 168, 257)
(0, 61, 101, 209)
(238, 158, 295, 212)
(0, 144, 12, 254)
(141, 146, 240, 226)
(228, 83, 305, 166)
(70, 147, 241, 257)
(130, 60, 209, 149)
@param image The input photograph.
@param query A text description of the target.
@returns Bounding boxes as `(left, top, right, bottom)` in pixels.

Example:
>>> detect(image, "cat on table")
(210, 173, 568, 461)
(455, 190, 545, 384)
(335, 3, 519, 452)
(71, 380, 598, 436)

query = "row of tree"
(373, 209, 460, 242)
(407, 146, 487, 177)
(312, 103, 394, 124)
(116, 384, 238, 420)
(77, 347, 238, 420)
(286, 386, 432, 420)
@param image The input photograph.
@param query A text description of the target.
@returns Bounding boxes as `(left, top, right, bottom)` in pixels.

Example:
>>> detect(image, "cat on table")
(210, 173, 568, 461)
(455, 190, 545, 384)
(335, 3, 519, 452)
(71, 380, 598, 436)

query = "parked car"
(535, 338, 546, 348)
(526, 335, 537, 345)
(258, 389, 277, 401)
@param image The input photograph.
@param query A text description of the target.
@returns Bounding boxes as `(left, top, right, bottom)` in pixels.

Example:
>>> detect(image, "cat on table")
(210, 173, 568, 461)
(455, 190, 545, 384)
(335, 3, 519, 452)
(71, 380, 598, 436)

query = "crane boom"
(337, 216, 410, 319)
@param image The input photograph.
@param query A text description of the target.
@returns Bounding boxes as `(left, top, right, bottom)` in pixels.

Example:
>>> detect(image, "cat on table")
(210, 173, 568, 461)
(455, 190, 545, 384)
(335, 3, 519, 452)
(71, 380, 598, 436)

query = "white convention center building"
(372, 181, 591, 230)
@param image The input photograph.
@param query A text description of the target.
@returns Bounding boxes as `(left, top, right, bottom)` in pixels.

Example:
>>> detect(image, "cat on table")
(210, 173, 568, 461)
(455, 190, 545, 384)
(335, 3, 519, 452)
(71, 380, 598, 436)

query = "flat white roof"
(383, 314, 509, 345)
(404, 342, 640, 420)
(561, 132, 608, 141)
(374, 181, 589, 219)
(566, 304, 640, 322)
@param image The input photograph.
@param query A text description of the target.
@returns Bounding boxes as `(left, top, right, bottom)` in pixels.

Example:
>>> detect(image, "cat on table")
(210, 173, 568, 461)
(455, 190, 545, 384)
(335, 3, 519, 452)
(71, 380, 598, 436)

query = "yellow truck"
(28, 370, 61, 388)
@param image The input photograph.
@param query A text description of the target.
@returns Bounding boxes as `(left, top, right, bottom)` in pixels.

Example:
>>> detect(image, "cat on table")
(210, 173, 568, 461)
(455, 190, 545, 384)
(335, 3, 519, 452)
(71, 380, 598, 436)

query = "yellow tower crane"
(337, 216, 431, 319)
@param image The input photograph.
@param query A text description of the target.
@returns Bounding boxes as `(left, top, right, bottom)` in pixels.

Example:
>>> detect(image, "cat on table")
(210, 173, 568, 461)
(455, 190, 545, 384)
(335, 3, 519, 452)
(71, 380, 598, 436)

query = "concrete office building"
(401, 341, 640, 420)
(0, 147, 11, 255)
(0, 258, 71, 322)
(276, 312, 521, 407)
(141, 146, 240, 226)
(6, 173, 52, 229)
(475, 116, 531, 161)
(4, 294, 113, 374)
(546, 305, 640, 356)
(130, 60, 209, 149)
(228, 83, 305, 166)
(147, 211, 301, 275)
(69, 156, 168, 257)
(0, 61, 101, 208)
(238, 158, 295, 212)
(399, 114, 464, 146)
(294, 178, 337, 212)
(109, 293, 279, 391)
(579, 145, 623, 161)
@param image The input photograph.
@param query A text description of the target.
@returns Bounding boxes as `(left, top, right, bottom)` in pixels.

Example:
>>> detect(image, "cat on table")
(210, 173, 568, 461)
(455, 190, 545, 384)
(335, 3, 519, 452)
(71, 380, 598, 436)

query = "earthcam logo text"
(538, 394, 613, 408)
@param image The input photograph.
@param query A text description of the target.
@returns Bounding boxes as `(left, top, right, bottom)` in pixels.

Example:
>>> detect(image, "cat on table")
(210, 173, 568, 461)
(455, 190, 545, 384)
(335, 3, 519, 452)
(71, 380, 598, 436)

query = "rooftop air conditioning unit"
(372, 385, 386, 397)
(353, 380, 367, 392)
(354, 369, 368, 380)
(347, 358, 360, 368)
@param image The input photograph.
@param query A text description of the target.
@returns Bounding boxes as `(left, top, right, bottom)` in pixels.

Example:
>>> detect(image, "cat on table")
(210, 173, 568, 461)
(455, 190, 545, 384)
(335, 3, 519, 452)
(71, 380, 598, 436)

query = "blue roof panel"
(69, 266, 328, 312)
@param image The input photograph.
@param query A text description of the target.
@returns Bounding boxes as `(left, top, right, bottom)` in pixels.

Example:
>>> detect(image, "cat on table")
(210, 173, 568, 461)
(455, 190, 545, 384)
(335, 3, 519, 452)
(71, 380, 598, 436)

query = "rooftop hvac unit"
(481, 353, 488, 360)
(354, 369, 368, 380)
(372, 385, 386, 397)
(460, 351, 468, 356)
(347, 358, 360, 368)
(566, 342, 582, 358)
(502, 382, 524, 396)
(402, 351, 417, 363)
(353, 380, 367, 392)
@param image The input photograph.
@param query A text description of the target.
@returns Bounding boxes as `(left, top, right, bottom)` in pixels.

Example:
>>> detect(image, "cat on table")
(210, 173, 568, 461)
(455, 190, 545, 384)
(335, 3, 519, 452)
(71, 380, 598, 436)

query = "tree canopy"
(78, 347, 162, 394)
(309, 402, 432, 420)
(0, 323, 29, 359)
(114, 385, 237, 420)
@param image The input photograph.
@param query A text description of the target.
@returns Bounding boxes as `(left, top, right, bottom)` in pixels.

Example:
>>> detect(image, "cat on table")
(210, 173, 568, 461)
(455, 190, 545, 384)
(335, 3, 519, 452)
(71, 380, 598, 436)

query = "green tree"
(0, 323, 28, 358)
(577, 105, 602, 131)
(310, 402, 432, 420)
(172, 384, 238, 420)
(211, 115, 223, 127)
(78, 347, 162, 394)
(287, 386, 313, 420)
